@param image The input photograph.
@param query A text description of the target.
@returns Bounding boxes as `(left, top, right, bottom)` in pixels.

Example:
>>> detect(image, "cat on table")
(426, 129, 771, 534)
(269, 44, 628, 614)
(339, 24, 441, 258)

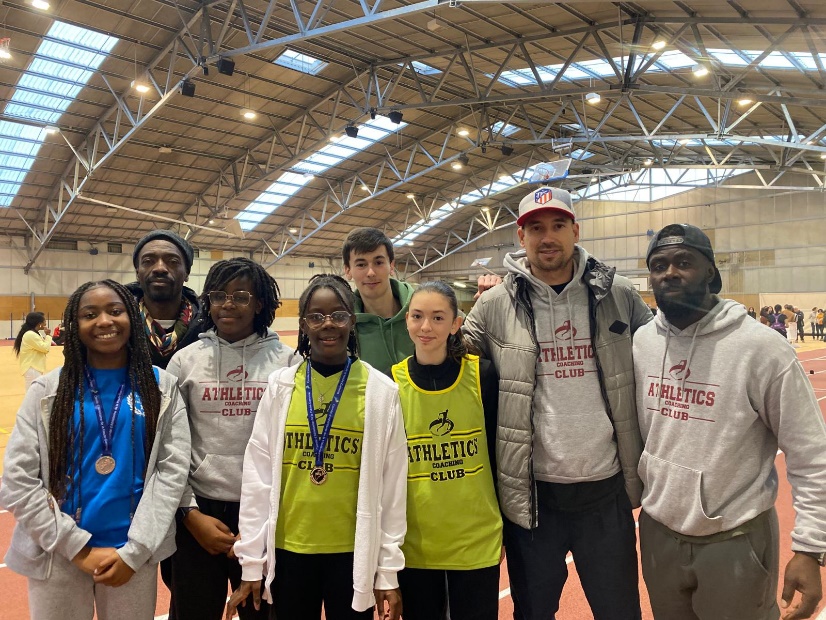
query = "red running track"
(1, 348, 825, 619)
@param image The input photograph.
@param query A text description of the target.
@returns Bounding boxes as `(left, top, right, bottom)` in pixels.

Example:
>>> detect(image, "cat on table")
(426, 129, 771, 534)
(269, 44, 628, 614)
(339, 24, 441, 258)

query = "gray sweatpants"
(28, 553, 158, 620)
(640, 509, 780, 620)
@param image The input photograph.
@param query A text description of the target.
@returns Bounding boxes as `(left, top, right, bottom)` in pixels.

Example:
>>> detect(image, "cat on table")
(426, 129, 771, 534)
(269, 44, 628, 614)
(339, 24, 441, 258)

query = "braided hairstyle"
(13, 311, 46, 357)
(296, 274, 358, 358)
(200, 257, 282, 337)
(48, 280, 161, 501)
(410, 281, 478, 363)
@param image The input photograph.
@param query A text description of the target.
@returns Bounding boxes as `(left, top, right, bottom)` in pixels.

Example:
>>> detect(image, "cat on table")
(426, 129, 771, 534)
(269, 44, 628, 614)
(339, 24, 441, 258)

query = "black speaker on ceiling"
(217, 58, 235, 76)
(181, 80, 196, 97)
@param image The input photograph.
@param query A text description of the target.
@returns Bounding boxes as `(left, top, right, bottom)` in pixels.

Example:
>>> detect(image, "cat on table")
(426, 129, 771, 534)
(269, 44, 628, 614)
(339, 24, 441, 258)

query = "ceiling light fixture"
(693, 64, 709, 78)
(451, 154, 469, 170)
(44, 126, 59, 135)
(240, 108, 257, 120)
(361, 184, 369, 191)
(388, 110, 404, 124)
(481, 206, 490, 213)
(821, 154, 826, 160)
(328, 134, 341, 142)
(345, 125, 359, 139)
(644, 158, 653, 166)
(651, 39, 667, 51)
(452, 281, 468, 289)
(406, 193, 415, 199)
(737, 98, 753, 106)
(131, 79, 150, 94)
(0, 38, 11, 60)
(289, 227, 299, 234)
(208, 218, 215, 225)
(499, 174, 511, 180)
(457, 128, 470, 137)
(31, 0, 50, 9)
(679, 138, 691, 145)
(585, 92, 601, 105)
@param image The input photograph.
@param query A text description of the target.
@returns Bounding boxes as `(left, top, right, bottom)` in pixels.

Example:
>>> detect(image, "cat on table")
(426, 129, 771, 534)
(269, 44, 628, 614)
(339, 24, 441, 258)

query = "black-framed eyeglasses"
(303, 311, 352, 328)
(208, 291, 253, 307)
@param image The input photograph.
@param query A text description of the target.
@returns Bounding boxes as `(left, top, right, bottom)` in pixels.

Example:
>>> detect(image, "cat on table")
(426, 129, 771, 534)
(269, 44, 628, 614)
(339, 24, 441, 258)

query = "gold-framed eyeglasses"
(303, 311, 352, 328)
(208, 291, 253, 307)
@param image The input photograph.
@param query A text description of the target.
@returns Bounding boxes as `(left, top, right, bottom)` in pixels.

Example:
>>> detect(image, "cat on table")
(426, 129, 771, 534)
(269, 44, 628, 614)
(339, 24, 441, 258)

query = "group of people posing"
(1, 187, 825, 620)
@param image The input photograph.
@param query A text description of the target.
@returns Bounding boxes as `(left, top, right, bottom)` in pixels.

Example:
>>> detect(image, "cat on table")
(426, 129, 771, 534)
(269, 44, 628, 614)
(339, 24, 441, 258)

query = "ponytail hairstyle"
(296, 274, 358, 359)
(48, 280, 161, 502)
(13, 312, 46, 357)
(410, 281, 479, 363)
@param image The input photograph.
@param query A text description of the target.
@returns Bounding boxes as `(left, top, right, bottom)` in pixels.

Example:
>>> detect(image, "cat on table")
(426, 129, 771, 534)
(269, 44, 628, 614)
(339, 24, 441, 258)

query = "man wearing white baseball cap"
(463, 187, 652, 619)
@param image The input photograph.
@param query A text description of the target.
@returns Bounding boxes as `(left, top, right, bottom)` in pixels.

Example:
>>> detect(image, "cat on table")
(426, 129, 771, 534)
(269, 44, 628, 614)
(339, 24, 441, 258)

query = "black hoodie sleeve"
(479, 358, 499, 488)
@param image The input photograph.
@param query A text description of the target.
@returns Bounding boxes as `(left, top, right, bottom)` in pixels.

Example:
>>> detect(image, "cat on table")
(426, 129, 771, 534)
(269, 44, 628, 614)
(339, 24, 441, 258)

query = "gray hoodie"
(633, 298, 826, 552)
(505, 247, 621, 483)
(166, 329, 296, 506)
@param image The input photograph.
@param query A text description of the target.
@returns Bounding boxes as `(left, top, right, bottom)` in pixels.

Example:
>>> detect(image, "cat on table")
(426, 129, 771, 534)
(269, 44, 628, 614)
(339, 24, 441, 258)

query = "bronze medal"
(95, 455, 116, 475)
(310, 466, 327, 485)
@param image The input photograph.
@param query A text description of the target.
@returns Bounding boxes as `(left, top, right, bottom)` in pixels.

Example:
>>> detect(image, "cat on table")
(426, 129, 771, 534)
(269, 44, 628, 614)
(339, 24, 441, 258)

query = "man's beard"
(654, 286, 707, 323)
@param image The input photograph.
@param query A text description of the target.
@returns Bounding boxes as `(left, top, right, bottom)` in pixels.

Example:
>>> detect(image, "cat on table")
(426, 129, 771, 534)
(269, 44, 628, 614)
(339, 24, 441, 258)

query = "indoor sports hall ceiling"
(1, 0, 825, 274)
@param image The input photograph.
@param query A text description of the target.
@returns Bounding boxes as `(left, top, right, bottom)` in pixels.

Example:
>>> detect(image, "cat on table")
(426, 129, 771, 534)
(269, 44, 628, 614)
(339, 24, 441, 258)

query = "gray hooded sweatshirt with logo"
(166, 329, 296, 507)
(505, 248, 620, 483)
(633, 298, 826, 552)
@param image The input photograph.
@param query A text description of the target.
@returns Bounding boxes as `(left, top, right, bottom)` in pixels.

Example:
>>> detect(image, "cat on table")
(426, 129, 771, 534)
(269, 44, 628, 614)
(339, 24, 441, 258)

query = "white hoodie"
(633, 298, 826, 552)
(166, 329, 296, 506)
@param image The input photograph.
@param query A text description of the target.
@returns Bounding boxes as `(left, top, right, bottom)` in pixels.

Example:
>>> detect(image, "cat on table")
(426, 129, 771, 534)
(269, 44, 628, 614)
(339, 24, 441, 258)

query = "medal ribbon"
(83, 367, 127, 460)
(305, 358, 352, 472)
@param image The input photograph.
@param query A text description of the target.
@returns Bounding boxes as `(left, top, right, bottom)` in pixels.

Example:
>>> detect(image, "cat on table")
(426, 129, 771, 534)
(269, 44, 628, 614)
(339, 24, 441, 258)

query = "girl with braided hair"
(392, 281, 502, 620)
(0, 279, 191, 620)
(227, 274, 407, 620)
(166, 257, 295, 620)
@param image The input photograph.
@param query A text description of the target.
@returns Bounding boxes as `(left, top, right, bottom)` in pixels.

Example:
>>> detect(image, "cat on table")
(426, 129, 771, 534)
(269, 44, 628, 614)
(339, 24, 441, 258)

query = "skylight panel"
(274, 49, 327, 75)
(0, 21, 117, 207)
(582, 168, 749, 202)
(576, 58, 617, 78)
(655, 50, 696, 70)
(570, 149, 594, 160)
(236, 116, 406, 231)
(492, 121, 520, 138)
(709, 49, 748, 66)
(401, 60, 441, 75)
(758, 51, 795, 69)
(3, 21, 117, 125)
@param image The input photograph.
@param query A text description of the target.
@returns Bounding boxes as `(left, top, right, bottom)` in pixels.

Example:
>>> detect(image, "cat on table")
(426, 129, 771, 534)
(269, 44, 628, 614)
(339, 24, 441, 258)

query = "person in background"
(14, 311, 52, 390)
(393, 281, 501, 620)
(342, 227, 415, 376)
(819, 309, 825, 341)
(783, 304, 798, 344)
(53, 320, 66, 346)
(0, 280, 190, 620)
(166, 258, 295, 620)
(795, 307, 806, 343)
(747, 307, 757, 320)
(226, 275, 407, 620)
(636, 224, 826, 620)
(809, 307, 818, 341)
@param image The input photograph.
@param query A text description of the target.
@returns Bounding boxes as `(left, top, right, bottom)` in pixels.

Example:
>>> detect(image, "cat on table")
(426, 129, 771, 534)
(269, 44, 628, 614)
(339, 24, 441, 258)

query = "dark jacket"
(125, 282, 205, 369)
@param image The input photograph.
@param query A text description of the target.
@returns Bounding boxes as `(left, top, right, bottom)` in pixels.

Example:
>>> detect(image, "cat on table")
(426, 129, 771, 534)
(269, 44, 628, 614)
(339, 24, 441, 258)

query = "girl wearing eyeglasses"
(165, 258, 296, 620)
(226, 274, 407, 620)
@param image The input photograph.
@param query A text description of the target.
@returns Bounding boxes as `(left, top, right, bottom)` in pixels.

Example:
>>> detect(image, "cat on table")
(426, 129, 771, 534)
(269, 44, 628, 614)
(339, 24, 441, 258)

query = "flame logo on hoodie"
(668, 359, 691, 381)
(554, 320, 577, 339)
(226, 364, 248, 382)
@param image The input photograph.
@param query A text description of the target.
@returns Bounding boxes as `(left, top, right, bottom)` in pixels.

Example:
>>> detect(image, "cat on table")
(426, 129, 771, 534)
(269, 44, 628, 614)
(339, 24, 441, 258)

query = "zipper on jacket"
(514, 277, 541, 528)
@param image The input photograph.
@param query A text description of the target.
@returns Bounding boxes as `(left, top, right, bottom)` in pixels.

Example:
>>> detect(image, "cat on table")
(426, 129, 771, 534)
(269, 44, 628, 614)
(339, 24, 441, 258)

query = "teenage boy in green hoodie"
(343, 227, 415, 375)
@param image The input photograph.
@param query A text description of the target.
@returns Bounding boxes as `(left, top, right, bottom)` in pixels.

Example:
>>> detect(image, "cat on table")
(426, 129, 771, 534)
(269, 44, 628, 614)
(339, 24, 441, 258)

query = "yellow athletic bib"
(392, 355, 502, 569)
(276, 360, 366, 553)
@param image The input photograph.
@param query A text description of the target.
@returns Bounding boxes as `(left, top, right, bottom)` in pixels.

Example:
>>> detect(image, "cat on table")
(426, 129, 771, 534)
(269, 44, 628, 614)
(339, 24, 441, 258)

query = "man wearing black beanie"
(126, 229, 205, 369)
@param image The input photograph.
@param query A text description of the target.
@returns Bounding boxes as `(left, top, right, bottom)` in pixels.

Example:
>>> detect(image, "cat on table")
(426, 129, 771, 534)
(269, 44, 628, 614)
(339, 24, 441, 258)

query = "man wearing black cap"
(127, 230, 205, 369)
(463, 187, 652, 619)
(635, 224, 826, 619)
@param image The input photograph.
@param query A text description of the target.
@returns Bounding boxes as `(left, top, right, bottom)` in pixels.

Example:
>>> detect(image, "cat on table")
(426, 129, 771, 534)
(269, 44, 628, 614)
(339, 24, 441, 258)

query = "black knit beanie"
(132, 230, 194, 274)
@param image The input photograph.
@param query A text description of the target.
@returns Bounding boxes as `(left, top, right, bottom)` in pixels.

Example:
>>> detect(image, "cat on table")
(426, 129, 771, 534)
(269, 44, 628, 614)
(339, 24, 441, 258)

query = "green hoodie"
(354, 278, 415, 376)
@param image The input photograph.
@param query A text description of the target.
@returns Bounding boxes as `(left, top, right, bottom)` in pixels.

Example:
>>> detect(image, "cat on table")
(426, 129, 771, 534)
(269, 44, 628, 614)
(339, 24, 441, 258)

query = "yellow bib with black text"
(392, 355, 502, 569)
(275, 360, 366, 553)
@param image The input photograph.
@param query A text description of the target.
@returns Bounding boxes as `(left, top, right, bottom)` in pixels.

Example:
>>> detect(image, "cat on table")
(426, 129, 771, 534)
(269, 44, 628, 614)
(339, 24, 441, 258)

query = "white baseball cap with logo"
(517, 187, 576, 226)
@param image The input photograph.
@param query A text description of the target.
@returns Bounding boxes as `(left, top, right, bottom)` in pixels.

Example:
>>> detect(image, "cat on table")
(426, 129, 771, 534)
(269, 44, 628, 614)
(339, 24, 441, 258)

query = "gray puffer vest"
(463, 254, 652, 529)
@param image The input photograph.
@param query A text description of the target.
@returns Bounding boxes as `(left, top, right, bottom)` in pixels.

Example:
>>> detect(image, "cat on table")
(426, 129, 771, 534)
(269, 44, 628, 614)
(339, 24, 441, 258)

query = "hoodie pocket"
(639, 451, 723, 536)
(191, 454, 244, 498)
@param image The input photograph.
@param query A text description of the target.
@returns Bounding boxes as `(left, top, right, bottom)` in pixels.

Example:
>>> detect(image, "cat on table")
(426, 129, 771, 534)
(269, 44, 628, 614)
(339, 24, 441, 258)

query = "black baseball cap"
(133, 230, 194, 274)
(646, 224, 722, 294)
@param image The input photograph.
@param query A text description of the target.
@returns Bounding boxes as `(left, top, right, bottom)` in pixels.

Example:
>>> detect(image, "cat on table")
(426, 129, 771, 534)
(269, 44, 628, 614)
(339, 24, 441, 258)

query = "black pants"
(270, 549, 373, 620)
(398, 565, 500, 620)
(504, 486, 641, 620)
(170, 496, 269, 620)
